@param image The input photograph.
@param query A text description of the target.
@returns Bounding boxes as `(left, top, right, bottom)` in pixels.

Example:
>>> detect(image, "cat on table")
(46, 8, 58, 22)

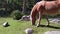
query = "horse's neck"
(56, 0, 60, 5)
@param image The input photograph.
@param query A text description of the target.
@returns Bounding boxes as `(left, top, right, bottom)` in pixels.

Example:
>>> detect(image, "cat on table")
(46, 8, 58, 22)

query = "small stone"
(2, 22, 9, 27)
(25, 28, 34, 34)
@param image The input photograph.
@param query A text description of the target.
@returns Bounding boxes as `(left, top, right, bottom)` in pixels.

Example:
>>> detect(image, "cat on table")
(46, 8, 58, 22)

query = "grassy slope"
(0, 17, 60, 34)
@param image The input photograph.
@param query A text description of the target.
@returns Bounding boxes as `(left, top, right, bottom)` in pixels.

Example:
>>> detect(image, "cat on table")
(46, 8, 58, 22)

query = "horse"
(30, 0, 60, 27)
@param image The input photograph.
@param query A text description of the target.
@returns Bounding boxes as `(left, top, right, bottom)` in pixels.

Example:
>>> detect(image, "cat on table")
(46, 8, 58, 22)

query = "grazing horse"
(30, 0, 60, 27)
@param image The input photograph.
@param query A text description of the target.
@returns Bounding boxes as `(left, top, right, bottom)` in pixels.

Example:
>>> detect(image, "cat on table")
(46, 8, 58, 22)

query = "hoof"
(36, 25, 40, 27)
(46, 25, 49, 27)
(36, 24, 40, 27)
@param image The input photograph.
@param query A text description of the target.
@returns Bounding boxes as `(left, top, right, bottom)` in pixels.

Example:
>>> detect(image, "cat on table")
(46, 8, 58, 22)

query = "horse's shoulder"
(36, 1, 45, 4)
(45, 1, 58, 10)
(45, 1, 57, 4)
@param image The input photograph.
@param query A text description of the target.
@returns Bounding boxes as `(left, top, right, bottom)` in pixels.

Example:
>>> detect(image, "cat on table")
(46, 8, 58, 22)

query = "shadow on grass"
(39, 25, 60, 29)
(4, 25, 10, 27)
(0, 23, 10, 27)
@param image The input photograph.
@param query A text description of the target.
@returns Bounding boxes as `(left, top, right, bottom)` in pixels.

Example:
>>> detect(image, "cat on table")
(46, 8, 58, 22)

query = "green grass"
(0, 17, 60, 34)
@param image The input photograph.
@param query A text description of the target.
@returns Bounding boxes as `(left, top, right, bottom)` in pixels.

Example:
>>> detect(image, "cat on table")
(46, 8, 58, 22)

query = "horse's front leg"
(45, 15, 50, 26)
(37, 12, 42, 27)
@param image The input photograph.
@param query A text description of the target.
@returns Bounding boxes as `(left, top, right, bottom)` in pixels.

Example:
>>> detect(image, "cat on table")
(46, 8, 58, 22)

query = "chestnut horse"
(30, 0, 60, 27)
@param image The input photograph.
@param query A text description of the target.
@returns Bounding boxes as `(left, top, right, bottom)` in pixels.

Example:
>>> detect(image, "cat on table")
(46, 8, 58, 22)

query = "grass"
(0, 17, 60, 34)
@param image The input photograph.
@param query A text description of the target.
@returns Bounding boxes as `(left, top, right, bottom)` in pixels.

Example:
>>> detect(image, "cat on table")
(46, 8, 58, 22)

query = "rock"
(2, 22, 9, 27)
(25, 28, 34, 34)
(20, 15, 30, 21)
(48, 18, 60, 24)
(48, 18, 54, 21)
(44, 31, 60, 34)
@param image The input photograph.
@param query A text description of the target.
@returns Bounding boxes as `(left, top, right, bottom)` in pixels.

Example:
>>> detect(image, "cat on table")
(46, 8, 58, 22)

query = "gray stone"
(20, 15, 30, 21)
(25, 28, 34, 34)
(48, 18, 60, 24)
(2, 22, 9, 27)
(44, 31, 60, 34)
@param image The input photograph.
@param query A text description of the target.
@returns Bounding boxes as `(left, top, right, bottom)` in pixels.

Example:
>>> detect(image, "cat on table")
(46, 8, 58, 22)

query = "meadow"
(0, 17, 60, 34)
